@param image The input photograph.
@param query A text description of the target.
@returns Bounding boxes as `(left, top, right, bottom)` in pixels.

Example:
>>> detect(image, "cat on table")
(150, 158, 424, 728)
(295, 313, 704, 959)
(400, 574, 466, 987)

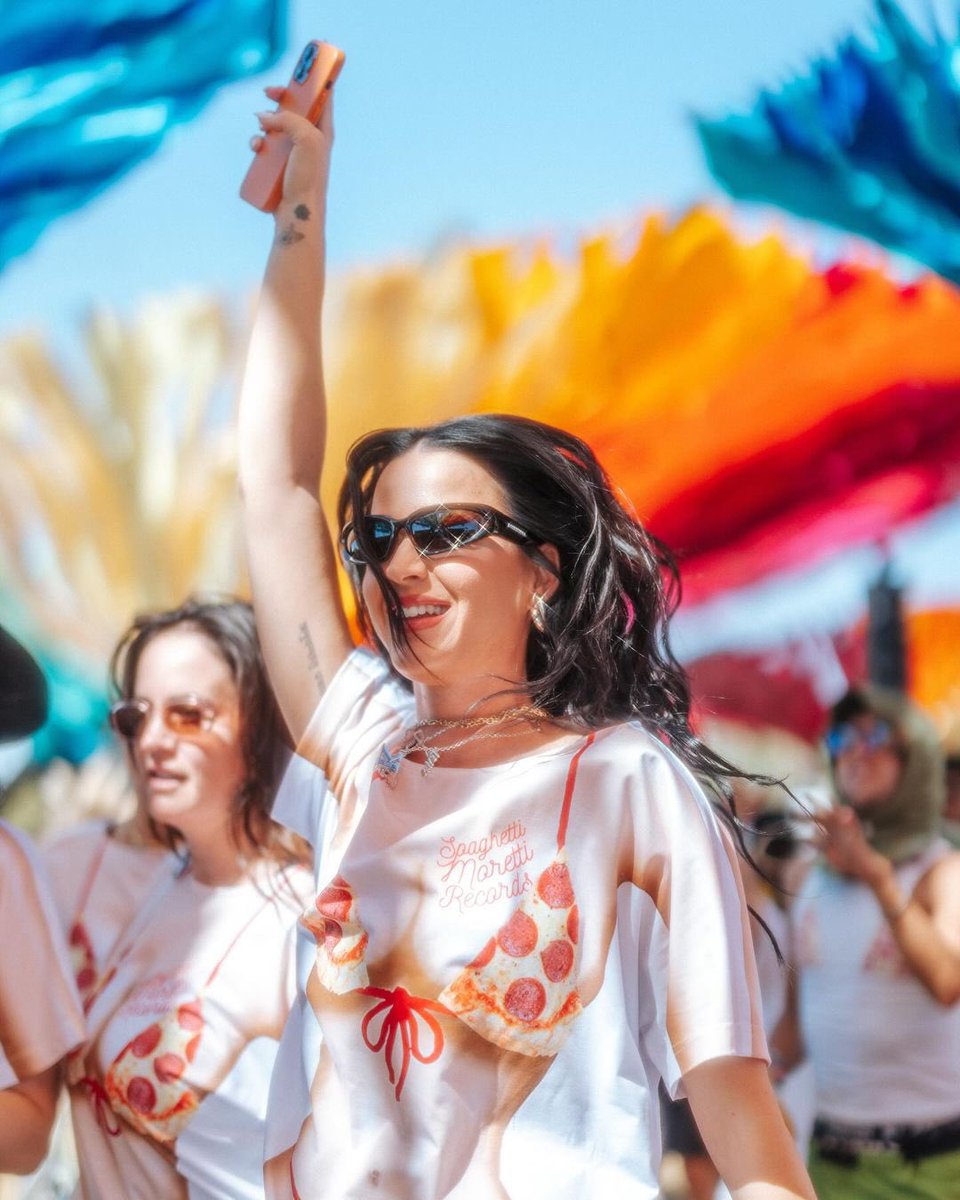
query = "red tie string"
(79, 1075, 122, 1137)
(358, 986, 449, 1101)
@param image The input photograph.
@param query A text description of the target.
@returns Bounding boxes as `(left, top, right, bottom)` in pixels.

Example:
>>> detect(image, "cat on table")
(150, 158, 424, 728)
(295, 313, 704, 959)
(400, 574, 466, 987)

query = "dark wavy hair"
(109, 596, 304, 868)
(338, 413, 760, 806)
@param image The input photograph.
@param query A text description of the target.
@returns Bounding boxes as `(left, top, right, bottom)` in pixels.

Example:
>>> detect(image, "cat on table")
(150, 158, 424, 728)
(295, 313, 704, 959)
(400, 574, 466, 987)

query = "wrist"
(273, 189, 326, 235)
(862, 852, 894, 893)
(871, 864, 911, 921)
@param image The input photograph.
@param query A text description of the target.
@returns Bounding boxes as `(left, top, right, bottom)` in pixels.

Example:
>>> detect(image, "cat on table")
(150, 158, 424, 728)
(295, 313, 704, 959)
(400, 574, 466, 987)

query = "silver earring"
(531, 593, 548, 634)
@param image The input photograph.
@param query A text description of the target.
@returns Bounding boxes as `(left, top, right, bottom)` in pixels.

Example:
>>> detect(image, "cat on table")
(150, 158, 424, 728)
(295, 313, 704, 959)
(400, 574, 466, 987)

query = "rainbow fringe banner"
(0, 0, 285, 270)
(697, 0, 960, 282)
(4, 210, 960, 758)
(320, 209, 960, 743)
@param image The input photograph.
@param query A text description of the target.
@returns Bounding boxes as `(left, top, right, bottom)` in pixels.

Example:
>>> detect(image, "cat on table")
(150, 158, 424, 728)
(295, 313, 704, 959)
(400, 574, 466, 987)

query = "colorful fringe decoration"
(0, 0, 285, 269)
(4, 210, 960, 759)
(697, 0, 960, 282)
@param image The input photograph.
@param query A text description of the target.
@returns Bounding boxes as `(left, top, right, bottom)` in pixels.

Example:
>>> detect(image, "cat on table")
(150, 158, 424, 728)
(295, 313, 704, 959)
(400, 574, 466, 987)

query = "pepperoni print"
(497, 910, 538, 958)
(504, 978, 547, 1022)
(130, 1024, 162, 1058)
(566, 905, 579, 945)
(541, 939, 574, 983)
(321, 918, 343, 950)
(68, 920, 97, 1001)
(537, 862, 574, 909)
(154, 1053, 186, 1083)
(178, 1001, 203, 1032)
(127, 1075, 157, 1114)
(316, 881, 353, 923)
(469, 937, 496, 969)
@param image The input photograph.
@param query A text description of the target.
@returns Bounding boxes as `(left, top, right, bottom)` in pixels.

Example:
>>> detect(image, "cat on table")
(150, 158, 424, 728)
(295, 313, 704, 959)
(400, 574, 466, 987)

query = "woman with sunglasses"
(64, 598, 310, 1199)
(239, 98, 815, 1200)
(771, 686, 960, 1198)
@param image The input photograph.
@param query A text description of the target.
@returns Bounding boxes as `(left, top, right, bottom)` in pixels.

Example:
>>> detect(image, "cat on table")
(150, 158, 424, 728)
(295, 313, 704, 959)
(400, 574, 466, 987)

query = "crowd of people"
(1, 79, 958, 1200)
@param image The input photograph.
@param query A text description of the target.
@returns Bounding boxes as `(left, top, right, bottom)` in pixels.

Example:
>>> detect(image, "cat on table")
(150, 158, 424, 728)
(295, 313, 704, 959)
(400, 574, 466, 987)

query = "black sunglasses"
(340, 504, 539, 566)
(109, 694, 217, 740)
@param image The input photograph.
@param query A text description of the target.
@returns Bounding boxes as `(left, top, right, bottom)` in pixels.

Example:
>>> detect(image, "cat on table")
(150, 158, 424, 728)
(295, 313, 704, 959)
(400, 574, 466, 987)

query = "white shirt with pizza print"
(264, 648, 767, 1200)
(67, 857, 310, 1199)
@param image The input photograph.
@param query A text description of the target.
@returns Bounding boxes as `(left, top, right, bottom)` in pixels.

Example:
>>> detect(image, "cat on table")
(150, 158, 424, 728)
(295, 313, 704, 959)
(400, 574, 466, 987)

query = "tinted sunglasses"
(824, 719, 896, 757)
(109, 694, 217, 740)
(340, 504, 539, 566)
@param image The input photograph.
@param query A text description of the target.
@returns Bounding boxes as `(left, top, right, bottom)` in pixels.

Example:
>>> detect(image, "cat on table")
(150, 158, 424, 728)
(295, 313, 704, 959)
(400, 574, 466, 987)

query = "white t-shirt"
(265, 649, 766, 1200)
(67, 858, 310, 1200)
(795, 839, 960, 1126)
(42, 821, 173, 1007)
(0, 819, 85, 1088)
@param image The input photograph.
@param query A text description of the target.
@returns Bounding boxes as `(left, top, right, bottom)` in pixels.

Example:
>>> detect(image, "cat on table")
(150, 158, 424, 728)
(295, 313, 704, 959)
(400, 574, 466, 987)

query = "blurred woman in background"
(773, 685, 960, 1199)
(64, 598, 310, 1199)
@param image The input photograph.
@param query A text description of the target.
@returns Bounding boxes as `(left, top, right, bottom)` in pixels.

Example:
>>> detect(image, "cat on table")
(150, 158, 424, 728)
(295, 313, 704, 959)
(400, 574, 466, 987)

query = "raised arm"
(817, 806, 960, 1005)
(238, 97, 353, 744)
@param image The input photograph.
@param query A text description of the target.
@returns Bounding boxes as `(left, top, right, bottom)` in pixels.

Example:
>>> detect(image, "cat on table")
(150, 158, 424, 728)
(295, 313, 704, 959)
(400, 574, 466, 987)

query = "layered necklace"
(374, 705, 551, 785)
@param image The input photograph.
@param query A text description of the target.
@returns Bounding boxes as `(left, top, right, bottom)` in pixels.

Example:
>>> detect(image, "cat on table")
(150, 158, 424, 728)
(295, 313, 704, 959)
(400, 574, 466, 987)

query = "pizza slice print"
(69, 919, 98, 1004)
(103, 998, 203, 1142)
(439, 849, 582, 1056)
(301, 875, 370, 993)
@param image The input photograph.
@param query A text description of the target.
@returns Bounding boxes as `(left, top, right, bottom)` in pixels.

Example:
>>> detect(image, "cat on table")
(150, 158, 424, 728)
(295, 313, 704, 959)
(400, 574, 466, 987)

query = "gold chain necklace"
(374, 705, 550, 784)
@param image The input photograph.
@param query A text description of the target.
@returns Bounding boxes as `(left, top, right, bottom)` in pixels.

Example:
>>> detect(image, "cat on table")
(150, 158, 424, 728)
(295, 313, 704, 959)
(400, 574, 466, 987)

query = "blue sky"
(1, 0, 955, 335)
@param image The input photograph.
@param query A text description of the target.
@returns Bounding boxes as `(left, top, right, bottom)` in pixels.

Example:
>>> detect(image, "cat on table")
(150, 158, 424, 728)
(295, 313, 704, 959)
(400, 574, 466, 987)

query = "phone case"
(240, 41, 345, 213)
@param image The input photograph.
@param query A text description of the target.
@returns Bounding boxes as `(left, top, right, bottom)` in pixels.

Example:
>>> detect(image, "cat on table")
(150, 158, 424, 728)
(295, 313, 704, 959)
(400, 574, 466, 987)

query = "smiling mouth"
(401, 604, 447, 619)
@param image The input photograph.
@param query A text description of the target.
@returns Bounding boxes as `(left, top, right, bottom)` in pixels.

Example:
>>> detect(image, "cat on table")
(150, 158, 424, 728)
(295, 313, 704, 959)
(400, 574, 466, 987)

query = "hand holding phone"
(241, 41, 345, 213)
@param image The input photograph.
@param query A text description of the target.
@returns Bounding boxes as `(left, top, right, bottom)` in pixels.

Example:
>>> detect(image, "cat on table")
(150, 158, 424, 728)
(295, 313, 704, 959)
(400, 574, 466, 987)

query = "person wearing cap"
(771, 684, 960, 1198)
(0, 624, 85, 1172)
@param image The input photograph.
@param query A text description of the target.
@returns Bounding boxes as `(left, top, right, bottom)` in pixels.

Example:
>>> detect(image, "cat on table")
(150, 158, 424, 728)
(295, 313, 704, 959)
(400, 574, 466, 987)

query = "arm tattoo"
(298, 621, 325, 695)
(275, 204, 311, 247)
(277, 222, 305, 246)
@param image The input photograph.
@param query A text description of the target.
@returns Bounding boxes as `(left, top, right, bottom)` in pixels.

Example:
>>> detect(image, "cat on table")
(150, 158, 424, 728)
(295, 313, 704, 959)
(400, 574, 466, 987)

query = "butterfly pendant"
(373, 743, 405, 786)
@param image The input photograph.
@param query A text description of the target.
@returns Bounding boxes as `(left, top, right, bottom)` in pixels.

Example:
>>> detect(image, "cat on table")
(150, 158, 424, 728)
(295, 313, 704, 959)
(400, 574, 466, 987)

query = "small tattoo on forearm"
(277, 222, 305, 246)
(294, 204, 311, 221)
(298, 621, 325, 695)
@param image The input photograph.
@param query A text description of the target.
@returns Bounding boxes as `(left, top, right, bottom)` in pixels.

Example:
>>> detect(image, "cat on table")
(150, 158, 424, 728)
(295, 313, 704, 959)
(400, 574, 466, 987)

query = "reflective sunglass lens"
(110, 702, 146, 739)
(369, 518, 397, 561)
(166, 703, 207, 733)
(411, 511, 486, 554)
(866, 721, 893, 748)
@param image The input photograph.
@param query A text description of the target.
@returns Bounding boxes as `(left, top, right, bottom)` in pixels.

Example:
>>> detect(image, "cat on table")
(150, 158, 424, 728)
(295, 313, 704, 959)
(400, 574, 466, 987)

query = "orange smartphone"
(240, 40, 345, 212)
